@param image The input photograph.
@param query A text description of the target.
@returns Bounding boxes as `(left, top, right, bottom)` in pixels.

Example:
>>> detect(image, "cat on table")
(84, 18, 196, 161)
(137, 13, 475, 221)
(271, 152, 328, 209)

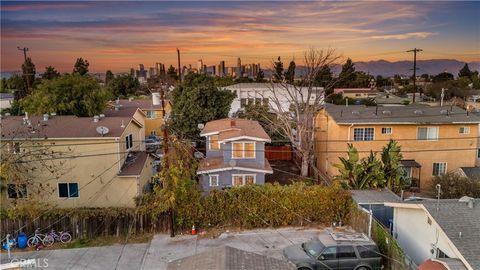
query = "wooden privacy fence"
(1, 212, 171, 240)
(349, 208, 417, 270)
(265, 145, 292, 160)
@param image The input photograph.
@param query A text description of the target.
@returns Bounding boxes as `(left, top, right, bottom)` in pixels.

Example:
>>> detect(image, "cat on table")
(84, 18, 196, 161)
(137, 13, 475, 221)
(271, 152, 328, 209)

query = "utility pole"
(159, 84, 174, 237)
(176, 48, 181, 83)
(407, 48, 422, 103)
(17, 46, 30, 94)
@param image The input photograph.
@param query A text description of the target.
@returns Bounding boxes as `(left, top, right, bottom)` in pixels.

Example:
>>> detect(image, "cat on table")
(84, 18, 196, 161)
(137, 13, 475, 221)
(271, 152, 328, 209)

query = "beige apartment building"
(315, 104, 480, 192)
(1, 109, 154, 208)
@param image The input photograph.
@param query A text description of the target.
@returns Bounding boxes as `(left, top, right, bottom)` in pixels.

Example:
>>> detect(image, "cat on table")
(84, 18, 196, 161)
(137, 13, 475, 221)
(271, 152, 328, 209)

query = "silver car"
(283, 231, 382, 270)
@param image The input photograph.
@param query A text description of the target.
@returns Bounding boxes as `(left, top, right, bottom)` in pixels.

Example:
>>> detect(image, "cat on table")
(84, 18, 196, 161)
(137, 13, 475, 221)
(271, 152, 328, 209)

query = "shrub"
(430, 172, 480, 199)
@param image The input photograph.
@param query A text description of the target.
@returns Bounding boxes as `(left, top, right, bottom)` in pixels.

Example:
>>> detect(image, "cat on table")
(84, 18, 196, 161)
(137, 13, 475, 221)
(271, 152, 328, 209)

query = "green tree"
(233, 103, 287, 144)
(314, 65, 333, 90)
(42, 66, 60, 80)
(21, 57, 36, 97)
(354, 71, 374, 88)
(255, 68, 265, 82)
(169, 73, 236, 139)
(105, 70, 114, 85)
(432, 72, 454, 83)
(273, 56, 284, 82)
(22, 74, 109, 117)
(284, 61, 296, 83)
(3, 75, 26, 100)
(73, 57, 89, 76)
(107, 74, 140, 97)
(0, 78, 7, 93)
(381, 140, 406, 192)
(337, 58, 356, 88)
(167, 65, 178, 81)
(334, 144, 384, 189)
(458, 63, 473, 78)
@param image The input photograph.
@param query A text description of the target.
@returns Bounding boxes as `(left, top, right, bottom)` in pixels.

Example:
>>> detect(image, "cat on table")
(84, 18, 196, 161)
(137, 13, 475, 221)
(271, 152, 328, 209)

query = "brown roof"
(1, 115, 133, 139)
(200, 118, 270, 141)
(118, 151, 150, 176)
(197, 156, 273, 174)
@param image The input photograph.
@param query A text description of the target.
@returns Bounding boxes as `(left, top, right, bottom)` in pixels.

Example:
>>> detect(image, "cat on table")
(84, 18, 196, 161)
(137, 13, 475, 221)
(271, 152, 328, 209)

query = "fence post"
(368, 209, 373, 238)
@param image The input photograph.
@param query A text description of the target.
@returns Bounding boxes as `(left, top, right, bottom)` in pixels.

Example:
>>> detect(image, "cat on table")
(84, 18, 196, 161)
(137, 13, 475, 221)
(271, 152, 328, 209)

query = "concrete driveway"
(1, 227, 324, 270)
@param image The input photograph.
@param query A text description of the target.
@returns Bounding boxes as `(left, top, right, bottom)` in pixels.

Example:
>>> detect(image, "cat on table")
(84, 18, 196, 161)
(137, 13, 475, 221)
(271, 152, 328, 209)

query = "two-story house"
(1, 109, 155, 208)
(197, 118, 273, 191)
(315, 104, 480, 192)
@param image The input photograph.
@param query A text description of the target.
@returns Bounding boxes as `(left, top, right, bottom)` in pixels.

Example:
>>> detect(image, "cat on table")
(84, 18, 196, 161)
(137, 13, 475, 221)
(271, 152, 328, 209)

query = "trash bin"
(17, 233, 27, 249)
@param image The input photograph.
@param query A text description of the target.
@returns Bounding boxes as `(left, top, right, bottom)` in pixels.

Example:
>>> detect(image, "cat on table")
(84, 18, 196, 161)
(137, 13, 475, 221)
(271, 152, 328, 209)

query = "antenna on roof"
(435, 184, 441, 212)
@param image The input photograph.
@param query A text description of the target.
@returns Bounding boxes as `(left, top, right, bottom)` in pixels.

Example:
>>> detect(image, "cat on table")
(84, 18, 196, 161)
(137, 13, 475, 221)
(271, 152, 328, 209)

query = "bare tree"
(266, 48, 343, 179)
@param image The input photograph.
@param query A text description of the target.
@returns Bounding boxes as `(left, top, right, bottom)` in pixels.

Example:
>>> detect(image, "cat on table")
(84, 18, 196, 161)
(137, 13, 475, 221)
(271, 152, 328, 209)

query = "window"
(209, 175, 219, 187)
(437, 248, 449, 259)
(125, 134, 133, 150)
(232, 142, 255, 159)
(7, 184, 27, 199)
(320, 247, 336, 260)
(146, 111, 155, 119)
(417, 127, 438, 141)
(432, 162, 447, 176)
(209, 135, 220, 150)
(356, 245, 380, 258)
(337, 246, 357, 259)
(240, 98, 247, 108)
(355, 93, 361, 97)
(353, 128, 374, 141)
(477, 149, 480, 159)
(58, 183, 79, 198)
(151, 130, 156, 135)
(381, 127, 392, 134)
(459, 127, 470, 134)
(232, 175, 256, 186)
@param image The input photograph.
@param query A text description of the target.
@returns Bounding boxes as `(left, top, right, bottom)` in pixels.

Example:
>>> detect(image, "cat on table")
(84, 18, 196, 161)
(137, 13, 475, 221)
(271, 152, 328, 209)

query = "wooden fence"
(349, 208, 417, 270)
(1, 211, 171, 240)
(265, 145, 292, 161)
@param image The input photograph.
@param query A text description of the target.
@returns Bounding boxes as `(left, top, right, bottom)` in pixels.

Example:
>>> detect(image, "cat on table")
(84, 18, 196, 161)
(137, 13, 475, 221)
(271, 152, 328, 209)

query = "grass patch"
(65, 233, 153, 249)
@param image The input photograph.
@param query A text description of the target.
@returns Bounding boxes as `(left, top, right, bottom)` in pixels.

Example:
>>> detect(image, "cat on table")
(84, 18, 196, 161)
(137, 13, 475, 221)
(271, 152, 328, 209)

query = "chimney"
(231, 119, 236, 127)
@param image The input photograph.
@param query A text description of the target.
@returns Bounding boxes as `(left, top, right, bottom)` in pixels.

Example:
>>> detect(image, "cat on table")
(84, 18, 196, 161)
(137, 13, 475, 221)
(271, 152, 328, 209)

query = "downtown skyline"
(1, 1, 479, 73)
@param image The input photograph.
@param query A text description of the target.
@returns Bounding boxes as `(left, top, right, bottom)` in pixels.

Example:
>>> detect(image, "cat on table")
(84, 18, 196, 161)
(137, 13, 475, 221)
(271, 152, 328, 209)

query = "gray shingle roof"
(350, 189, 401, 204)
(167, 245, 295, 270)
(422, 199, 480, 270)
(324, 104, 480, 124)
(459, 167, 480, 180)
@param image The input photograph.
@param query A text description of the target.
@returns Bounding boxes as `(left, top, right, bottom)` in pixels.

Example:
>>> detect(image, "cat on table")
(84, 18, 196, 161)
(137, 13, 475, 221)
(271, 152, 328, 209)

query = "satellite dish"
(197, 123, 204, 130)
(96, 126, 110, 136)
(229, 160, 236, 167)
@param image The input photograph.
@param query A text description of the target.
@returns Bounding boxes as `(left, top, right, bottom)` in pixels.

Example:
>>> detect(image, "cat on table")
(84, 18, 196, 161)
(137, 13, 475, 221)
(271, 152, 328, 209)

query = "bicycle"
(27, 229, 50, 247)
(43, 229, 72, 246)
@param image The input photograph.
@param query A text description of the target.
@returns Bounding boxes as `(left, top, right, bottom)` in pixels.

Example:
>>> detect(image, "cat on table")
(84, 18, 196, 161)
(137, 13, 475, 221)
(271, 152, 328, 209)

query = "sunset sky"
(1, 1, 479, 73)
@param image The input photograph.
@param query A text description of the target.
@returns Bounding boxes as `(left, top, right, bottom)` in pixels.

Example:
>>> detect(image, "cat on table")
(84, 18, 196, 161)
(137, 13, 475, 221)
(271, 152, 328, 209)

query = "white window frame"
(417, 127, 439, 141)
(231, 174, 256, 186)
(459, 126, 470, 135)
(353, 127, 375, 141)
(57, 182, 80, 198)
(231, 141, 256, 159)
(381, 127, 392, 135)
(209, 175, 219, 187)
(146, 111, 156, 119)
(126, 134, 133, 150)
(432, 162, 447, 176)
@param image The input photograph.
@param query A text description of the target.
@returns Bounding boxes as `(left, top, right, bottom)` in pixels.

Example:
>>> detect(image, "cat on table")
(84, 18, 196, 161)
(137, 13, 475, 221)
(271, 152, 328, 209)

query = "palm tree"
(381, 140, 406, 192)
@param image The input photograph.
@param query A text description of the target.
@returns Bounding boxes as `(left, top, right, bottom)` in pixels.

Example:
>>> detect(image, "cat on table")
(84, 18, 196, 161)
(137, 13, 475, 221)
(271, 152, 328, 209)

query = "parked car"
(145, 136, 161, 153)
(283, 231, 382, 270)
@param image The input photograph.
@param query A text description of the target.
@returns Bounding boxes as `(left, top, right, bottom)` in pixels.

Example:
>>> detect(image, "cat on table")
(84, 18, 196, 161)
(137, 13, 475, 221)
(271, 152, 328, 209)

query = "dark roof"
(1, 115, 134, 139)
(167, 246, 295, 270)
(200, 118, 270, 141)
(400, 160, 422, 168)
(335, 88, 377, 94)
(459, 167, 480, 180)
(350, 189, 401, 204)
(421, 199, 480, 269)
(197, 156, 273, 174)
(323, 104, 480, 124)
(118, 151, 150, 176)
